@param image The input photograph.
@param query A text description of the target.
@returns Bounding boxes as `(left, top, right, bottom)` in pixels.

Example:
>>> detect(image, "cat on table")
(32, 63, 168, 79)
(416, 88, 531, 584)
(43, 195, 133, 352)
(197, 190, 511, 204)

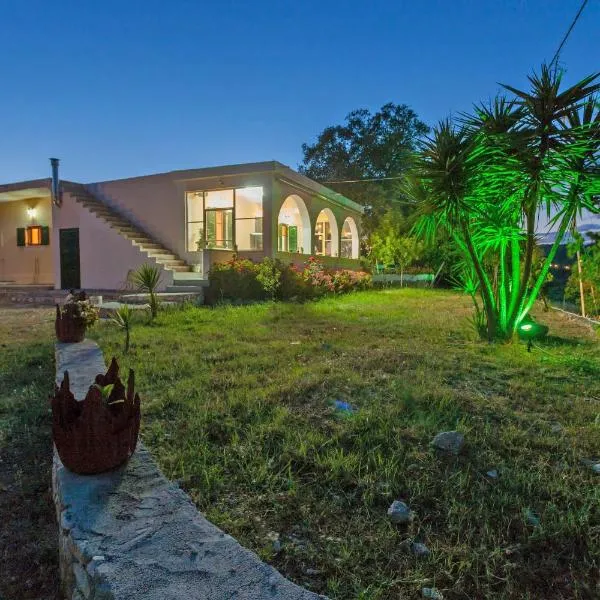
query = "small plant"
(256, 258, 282, 299)
(55, 290, 99, 342)
(110, 305, 134, 353)
(62, 290, 99, 327)
(130, 264, 161, 319)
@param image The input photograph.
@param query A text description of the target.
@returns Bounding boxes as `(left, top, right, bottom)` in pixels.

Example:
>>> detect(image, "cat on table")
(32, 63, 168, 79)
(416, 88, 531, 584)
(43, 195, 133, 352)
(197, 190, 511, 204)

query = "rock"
(591, 463, 600, 474)
(524, 508, 540, 527)
(387, 500, 413, 524)
(486, 469, 498, 479)
(550, 422, 563, 434)
(422, 588, 444, 599)
(411, 542, 430, 557)
(431, 431, 465, 455)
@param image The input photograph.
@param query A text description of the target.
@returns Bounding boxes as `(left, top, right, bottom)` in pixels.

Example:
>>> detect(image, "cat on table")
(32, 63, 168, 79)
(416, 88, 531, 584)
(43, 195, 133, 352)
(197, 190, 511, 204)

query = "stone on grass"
(422, 588, 444, 599)
(387, 500, 413, 524)
(486, 469, 498, 479)
(431, 431, 465, 455)
(591, 463, 600, 474)
(411, 542, 430, 557)
(524, 508, 540, 527)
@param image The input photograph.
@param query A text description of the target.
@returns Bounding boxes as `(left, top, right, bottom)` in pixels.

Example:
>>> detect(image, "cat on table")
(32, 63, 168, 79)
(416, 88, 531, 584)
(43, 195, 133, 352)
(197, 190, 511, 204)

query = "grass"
(87, 288, 600, 599)
(0, 307, 59, 600)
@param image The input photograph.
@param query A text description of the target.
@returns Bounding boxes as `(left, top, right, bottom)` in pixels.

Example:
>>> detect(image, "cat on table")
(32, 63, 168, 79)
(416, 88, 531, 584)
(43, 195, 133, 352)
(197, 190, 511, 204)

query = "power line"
(323, 175, 406, 184)
(550, 0, 589, 69)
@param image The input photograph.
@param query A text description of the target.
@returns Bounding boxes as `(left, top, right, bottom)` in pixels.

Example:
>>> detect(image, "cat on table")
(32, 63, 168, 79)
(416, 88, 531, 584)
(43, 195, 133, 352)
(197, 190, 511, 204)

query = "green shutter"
(278, 224, 283, 251)
(41, 226, 50, 246)
(288, 226, 298, 253)
(16, 228, 25, 247)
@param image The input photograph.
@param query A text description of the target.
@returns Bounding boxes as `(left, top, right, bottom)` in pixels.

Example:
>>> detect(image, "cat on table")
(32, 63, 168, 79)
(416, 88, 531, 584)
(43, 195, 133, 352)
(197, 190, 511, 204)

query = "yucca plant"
(408, 64, 600, 341)
(130, 264, 161, 320)
(110, 305, 134, 353)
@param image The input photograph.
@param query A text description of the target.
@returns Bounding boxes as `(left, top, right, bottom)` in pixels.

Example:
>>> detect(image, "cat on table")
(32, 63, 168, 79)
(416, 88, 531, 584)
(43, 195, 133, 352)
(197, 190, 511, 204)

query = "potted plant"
(55, 290, 99, 343)
(51, 358, 141, 474)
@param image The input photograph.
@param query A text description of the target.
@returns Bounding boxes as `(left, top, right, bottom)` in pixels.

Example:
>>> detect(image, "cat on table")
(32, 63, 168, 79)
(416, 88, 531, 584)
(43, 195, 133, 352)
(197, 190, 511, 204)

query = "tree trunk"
(576, 249, 587, 318)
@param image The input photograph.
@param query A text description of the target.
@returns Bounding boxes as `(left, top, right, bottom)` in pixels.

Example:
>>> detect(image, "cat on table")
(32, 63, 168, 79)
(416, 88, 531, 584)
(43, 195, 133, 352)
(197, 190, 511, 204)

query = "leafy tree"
(407, 65, 600, 341)
(370, 211, 424, 285)
(300, 103, 429, 233)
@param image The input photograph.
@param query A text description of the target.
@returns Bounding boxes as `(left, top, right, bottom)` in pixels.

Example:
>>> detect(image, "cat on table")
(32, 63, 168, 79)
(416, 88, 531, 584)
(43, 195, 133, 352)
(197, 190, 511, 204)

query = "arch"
(341, 216, 359, 259)
(277, 195, 311, 254)
(315, 208, 339, 257)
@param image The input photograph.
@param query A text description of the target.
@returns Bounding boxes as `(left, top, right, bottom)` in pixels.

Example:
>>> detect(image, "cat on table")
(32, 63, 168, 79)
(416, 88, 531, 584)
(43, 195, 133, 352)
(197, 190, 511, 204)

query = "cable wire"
(550, 0, 589, 69)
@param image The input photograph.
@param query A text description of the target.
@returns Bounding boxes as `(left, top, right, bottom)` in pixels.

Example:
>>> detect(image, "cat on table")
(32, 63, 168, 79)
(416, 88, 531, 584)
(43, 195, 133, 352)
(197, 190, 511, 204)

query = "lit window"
(26, 226, 43, 246)
(235, 187, 263, 251)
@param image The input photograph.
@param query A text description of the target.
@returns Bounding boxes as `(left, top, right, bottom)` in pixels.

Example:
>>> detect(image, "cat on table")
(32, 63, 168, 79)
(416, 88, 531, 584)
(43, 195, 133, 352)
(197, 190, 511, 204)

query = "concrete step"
(168, 265, 193, 272)
(165, 285, 206, 293)
(172, 272, 207, 283)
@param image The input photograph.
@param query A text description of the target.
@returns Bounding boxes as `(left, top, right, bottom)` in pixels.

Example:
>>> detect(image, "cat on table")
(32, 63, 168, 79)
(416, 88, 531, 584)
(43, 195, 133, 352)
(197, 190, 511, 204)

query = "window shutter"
(289, 226, 298, 253)
(16, 228, 25, 246)
(41, 226, 50, 246)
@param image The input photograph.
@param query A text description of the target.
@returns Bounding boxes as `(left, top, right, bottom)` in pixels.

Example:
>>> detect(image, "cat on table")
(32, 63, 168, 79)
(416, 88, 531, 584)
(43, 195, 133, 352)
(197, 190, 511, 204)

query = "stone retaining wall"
(53, 340, 324, 600)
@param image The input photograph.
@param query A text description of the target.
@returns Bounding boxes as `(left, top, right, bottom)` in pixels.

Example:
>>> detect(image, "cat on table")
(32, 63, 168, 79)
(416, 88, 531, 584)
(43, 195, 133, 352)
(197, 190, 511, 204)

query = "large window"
(186, 187, 263, 251)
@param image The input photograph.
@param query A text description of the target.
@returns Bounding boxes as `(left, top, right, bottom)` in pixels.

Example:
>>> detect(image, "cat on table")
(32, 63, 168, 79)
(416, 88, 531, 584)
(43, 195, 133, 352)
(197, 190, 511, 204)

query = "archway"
(315, 209, 339, 257)
(341, 217, 359, 259)
(277, 195, 311, 254)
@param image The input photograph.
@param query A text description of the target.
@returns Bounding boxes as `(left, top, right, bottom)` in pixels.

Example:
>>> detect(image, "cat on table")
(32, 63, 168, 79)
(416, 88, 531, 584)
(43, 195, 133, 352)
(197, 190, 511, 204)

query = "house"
(0, 160, 364, 292)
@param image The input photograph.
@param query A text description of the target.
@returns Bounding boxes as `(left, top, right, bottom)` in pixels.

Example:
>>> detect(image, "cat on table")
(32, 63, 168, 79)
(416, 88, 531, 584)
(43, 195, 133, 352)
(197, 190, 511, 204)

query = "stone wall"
(53, 340, 324, 600)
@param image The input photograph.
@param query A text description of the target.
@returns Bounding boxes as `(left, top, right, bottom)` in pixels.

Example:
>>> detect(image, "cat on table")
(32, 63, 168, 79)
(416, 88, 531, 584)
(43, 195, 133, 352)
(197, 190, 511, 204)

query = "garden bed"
(84, 289, 598, 598)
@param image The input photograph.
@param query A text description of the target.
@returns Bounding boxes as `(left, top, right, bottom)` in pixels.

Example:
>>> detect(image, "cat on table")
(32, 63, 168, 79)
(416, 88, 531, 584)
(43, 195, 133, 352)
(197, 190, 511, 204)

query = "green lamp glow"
(517, 319, 549, 350)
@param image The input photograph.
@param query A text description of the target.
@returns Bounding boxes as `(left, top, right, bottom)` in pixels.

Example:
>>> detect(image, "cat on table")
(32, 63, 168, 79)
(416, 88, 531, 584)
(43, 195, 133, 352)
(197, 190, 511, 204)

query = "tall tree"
(407, 65, 600, 341)
(300, 103, 429, 233)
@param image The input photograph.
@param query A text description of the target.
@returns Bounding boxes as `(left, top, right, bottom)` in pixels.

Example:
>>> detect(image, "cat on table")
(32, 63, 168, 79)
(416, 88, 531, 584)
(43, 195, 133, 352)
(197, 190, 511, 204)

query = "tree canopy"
(300, 103, 429, 233)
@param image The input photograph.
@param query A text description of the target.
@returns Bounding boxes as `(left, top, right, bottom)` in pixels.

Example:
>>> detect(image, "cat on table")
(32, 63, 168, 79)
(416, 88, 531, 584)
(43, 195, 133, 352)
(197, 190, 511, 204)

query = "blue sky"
(0, 0, 598, 184)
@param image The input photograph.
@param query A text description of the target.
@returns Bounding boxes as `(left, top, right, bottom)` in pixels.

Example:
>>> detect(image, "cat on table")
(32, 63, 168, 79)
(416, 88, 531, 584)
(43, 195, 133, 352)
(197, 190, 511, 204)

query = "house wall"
(87, 172, 275, 268)
(0, 197, 53, 284)
(51, 193, 172, 291)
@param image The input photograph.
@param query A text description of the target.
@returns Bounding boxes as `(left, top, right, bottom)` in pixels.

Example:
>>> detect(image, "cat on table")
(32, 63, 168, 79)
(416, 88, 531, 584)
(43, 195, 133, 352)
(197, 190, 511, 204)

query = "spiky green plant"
(130, 264, 161, 320)
(110, 305, 134, 352)
(408, 65, 600, 341)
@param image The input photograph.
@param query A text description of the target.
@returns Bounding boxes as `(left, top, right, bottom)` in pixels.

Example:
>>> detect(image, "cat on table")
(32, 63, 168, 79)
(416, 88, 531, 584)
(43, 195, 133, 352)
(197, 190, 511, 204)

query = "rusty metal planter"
(55, 305, 86, 343)
(51, 358, 141, 475)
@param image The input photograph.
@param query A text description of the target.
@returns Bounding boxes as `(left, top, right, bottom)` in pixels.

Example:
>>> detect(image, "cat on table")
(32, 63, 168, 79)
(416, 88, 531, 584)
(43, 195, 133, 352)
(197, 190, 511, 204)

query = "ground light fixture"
(517, 318, 549, 352)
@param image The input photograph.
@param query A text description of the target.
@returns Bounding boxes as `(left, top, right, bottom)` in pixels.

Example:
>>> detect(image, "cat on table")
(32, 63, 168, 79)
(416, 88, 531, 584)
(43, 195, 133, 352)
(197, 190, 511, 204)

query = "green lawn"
(0, 308, 59, 600)
(91, 289, 600, 600)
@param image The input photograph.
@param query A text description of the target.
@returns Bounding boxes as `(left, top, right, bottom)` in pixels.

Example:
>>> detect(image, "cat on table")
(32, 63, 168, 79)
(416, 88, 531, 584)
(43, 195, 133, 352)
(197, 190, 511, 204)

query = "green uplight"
(517, 318, 549, 351)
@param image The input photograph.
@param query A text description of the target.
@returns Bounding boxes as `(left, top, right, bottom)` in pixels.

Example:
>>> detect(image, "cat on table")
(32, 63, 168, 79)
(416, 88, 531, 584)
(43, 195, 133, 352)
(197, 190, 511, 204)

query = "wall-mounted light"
(27, 207, 37, 220)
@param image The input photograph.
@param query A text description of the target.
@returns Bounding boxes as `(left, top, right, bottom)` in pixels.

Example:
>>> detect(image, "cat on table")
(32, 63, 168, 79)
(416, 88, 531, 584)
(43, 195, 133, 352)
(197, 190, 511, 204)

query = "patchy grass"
(0, 307, 58, 600)
(90, 289, 600, 599)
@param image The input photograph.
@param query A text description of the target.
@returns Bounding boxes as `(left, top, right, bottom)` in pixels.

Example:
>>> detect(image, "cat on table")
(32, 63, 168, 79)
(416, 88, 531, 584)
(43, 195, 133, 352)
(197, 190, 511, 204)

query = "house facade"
(0, 161, 364, 292)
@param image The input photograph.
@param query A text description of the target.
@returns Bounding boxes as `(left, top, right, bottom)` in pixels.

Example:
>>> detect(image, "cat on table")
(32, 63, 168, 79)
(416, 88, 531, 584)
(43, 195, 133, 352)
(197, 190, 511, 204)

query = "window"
(16, 226, 49, 247)
(235, 187, 263, 250)
(27, 226, 43, 246)
(186, 192, 204, 251)
(186, 187, 263, 251)
(315, 213, 332, 256)
(341, 218, 358, 258)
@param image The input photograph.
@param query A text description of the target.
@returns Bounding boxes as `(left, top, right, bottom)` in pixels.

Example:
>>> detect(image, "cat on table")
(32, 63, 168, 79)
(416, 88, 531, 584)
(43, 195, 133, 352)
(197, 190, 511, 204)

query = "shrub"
(206, 256, 372, 304)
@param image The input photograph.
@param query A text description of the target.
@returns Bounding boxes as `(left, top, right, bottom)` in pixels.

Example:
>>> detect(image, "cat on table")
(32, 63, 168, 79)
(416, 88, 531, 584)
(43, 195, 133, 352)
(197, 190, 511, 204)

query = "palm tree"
(130, 264, 162, 320)
(409, 65, 600, 341)
(110, 305, 134, 353)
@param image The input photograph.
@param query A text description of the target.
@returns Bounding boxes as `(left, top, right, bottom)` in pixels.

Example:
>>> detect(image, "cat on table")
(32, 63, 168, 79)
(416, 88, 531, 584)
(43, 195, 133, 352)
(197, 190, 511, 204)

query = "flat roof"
(0, 162, 364, 214)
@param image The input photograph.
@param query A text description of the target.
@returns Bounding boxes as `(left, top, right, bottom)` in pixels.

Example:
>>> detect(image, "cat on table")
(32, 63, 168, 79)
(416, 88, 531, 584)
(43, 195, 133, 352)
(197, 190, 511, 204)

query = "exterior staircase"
(71, 187, 193, 274)
(69, 186, 207, 296)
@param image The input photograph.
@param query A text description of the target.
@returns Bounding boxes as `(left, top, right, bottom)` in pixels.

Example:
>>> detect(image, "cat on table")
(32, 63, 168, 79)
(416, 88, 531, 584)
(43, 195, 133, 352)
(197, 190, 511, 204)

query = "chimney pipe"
(50, 158, 62, 206)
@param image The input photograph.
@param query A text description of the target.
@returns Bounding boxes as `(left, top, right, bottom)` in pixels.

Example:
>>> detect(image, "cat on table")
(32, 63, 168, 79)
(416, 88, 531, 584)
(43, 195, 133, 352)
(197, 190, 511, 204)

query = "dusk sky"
(1, 0, 598, 184)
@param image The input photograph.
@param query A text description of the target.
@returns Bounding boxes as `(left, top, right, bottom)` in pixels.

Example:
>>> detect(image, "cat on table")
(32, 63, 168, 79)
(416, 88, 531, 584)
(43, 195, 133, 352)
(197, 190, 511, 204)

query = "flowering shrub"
(206, 256, 371, 304)
(62, 290, 99, 327)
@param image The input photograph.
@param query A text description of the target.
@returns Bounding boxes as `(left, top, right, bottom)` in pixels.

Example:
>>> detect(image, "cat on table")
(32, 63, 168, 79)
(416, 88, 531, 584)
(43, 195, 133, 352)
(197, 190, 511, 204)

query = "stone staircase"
(71, 187, 192, 274)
